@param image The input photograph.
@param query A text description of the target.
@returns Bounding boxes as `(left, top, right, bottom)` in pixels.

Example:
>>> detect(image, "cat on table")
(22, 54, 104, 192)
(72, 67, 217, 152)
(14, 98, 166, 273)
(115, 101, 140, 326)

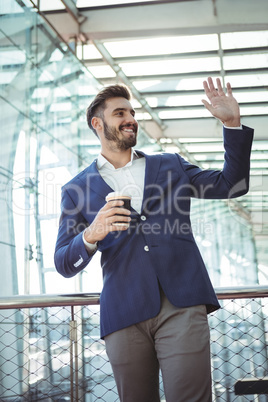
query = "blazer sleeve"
(177, 125, 254, 199)
(54, 186, 96, 278)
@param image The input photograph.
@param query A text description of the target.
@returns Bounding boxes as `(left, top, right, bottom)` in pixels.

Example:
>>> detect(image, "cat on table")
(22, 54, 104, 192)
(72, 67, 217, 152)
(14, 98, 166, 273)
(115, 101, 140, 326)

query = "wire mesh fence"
(0, 289, 267, 401)
(209, 297, 268, 401)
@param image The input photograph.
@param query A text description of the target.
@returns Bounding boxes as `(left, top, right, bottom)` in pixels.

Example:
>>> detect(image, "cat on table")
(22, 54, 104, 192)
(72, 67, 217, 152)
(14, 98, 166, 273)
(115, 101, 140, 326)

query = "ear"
(91, 116, 103, 132)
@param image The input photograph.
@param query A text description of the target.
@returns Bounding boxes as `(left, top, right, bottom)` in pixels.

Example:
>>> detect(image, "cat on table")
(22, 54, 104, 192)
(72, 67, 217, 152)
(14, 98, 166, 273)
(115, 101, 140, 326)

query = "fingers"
(201, 99, 213, 113)
(202, 79, 210, 98)
(202, 77, 234, 100)
(226, 81, 233, 96)
(103, 201, 129, 216)
(216, 78, 225, 96)
(203, 77, 226, 98)
(203, 76, 217, 93)
(207, 76, 216, 92)
(84, 201, 131, 243)
(101, 202, 131, 228)
(108, 209, 131, 227)
(203, 77, 217, 101)
(101, 201, 131, 226)
(102, 199, 124, 210)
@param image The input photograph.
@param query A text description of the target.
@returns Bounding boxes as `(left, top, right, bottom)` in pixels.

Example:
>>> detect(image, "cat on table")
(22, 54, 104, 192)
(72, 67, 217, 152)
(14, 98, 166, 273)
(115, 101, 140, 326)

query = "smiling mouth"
(120, 125, 137, 134)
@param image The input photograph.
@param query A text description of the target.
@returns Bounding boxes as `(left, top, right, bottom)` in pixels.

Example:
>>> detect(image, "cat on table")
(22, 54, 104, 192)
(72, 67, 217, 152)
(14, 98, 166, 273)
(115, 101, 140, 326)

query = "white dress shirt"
(97, 149, 145, 214)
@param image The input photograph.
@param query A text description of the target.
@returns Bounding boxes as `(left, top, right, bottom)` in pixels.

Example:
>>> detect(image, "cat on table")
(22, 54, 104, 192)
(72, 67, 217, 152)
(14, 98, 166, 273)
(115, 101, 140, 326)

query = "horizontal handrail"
(0, 293, 100, 310)
(0, 286, 267, 310)
(214, 285, 268, 299)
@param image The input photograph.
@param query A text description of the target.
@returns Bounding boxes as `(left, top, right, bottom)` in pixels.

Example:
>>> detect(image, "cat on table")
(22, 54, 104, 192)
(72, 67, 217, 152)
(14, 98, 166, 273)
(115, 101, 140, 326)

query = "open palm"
(202, 77, 240, 127)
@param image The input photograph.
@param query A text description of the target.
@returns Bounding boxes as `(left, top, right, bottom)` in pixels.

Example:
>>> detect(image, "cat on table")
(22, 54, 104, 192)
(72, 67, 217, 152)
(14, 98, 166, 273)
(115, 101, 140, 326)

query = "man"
(55, 77, 253, 401)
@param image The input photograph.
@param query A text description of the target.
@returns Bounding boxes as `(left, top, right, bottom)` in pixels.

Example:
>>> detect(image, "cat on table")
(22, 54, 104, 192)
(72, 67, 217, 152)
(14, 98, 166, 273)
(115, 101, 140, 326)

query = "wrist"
(223, 118, 241, 127)
(82, 229, 98, 254)
(83, 227, 98, 245)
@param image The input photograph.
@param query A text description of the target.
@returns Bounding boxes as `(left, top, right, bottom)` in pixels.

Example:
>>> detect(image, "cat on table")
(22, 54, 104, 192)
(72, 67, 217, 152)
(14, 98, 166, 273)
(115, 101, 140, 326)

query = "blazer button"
(144, 245, 149, 252)
(141, 215, 146, 221)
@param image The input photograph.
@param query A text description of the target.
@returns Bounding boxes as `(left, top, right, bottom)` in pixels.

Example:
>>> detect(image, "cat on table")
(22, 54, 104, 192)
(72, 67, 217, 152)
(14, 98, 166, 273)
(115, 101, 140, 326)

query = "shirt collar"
(97, 149, 139, 170)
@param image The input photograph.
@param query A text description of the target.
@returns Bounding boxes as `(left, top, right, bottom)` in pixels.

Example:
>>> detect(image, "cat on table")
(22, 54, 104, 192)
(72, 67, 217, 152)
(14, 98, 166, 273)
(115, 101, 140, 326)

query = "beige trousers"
(104, 291, 212, 402)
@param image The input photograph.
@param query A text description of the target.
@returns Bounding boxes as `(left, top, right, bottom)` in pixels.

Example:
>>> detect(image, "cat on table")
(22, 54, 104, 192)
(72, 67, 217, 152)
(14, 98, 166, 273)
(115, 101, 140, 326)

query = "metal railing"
(0, 286, 267, 401)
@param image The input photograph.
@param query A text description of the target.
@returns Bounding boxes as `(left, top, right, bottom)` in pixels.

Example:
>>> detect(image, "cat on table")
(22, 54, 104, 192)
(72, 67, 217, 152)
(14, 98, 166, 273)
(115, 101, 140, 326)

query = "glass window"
(77, 44, 103, 60)
(88, 65, 116, 78)
(39, 0, 64, 11)
(104, 34, 219, 58)
(235, 91, 268, 103)
(225, 73, 268, 87)
(223, 54, 268, 70)
(158, 109, 210, 119)
(146, 94, 204, 108)
(77, 0, 158, 6)
(221, 31, 268, 49)
(120, 57, 221, 76)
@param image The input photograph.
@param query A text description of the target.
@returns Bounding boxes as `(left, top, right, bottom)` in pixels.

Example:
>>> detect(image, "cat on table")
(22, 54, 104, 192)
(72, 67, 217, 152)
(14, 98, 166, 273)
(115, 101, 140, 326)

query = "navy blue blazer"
(55, 126, 254, 338)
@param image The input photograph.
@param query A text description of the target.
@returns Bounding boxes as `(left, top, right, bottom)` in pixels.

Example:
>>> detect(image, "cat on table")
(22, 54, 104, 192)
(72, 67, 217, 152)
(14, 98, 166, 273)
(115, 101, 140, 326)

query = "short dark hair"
(86, 84, 132, 136)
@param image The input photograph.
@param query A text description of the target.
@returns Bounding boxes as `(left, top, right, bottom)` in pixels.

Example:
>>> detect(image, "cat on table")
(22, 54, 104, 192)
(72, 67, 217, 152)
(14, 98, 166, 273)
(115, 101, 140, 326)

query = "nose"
(126, 112, 137, 125)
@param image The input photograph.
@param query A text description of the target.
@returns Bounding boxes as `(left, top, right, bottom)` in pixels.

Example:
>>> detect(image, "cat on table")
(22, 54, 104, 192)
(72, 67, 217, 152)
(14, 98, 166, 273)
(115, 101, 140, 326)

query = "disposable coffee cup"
(105, 192, 131, 226)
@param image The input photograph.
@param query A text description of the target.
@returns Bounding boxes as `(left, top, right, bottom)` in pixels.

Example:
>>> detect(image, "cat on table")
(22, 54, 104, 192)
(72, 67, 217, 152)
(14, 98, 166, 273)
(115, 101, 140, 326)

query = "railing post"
(69, 307, 75, 402)
(70, 306, 79, 402)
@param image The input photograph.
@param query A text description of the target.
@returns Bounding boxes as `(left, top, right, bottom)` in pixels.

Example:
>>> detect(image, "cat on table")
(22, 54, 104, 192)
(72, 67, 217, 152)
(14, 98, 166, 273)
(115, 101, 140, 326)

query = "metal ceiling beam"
(78, 0, 197, 12)
(60, 0, 80, 23)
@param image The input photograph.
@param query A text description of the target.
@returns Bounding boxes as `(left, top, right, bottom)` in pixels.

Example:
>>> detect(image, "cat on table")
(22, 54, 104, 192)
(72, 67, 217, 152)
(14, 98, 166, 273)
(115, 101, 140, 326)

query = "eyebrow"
(112, 107, 135, 115)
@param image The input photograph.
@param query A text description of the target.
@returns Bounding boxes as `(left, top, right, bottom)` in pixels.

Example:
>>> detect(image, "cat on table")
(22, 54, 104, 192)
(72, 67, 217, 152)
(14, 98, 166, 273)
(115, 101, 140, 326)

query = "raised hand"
(202, 77, 241, 127)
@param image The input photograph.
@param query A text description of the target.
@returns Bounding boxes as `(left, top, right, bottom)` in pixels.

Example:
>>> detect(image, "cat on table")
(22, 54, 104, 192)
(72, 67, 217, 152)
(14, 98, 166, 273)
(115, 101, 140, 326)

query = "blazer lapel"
(137, 151, 162, 213)
(77, 159, 114, 200)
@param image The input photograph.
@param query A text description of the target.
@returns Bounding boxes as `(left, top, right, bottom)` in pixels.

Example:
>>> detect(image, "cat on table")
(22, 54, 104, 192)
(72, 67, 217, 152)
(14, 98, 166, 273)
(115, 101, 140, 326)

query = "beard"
(103, 121, 137, 151)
